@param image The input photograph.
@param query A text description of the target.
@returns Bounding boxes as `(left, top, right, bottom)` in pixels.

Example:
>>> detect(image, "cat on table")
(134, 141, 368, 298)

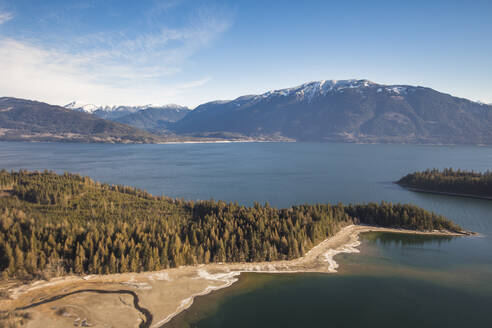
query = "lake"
(1, 141, 491, 327)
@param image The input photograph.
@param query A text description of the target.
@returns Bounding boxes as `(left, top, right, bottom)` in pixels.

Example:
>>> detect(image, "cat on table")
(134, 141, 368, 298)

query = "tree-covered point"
(397, 168, 492, 199)
(0, 170, 462, 280)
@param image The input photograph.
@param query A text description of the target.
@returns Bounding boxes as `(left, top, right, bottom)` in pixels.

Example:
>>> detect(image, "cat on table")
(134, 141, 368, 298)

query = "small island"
(0, 170, 471, 327)
(397, 168, 492, 200)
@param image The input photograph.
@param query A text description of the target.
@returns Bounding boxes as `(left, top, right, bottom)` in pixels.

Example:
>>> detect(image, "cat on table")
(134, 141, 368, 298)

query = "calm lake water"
(1, 141, 491, 327)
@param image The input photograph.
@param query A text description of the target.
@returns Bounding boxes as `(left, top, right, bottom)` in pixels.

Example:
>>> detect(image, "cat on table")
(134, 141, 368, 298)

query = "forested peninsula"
(0, 170, 464, 280)
(397, 168, 492, 200)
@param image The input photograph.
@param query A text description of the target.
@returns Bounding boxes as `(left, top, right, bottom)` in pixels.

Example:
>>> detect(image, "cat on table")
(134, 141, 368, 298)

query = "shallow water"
(1, 141, 491, 327)
(168, 271, 492, 328)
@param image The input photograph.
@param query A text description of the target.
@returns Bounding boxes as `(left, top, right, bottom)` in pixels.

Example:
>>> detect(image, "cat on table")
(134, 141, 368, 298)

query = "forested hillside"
(113, 106, 190, 133)
(398, 168, 492, 199)
(172, 80, 492, 144)
(0, 98, 164, 143)
(0, 170, 462, 280)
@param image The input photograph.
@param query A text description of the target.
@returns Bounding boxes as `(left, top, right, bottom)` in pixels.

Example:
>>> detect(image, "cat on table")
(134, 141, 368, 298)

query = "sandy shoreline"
(0, 225, 469, 328)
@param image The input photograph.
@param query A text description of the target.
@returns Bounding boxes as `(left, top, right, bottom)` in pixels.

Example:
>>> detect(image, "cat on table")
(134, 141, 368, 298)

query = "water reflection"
(363, 231, 455, 247)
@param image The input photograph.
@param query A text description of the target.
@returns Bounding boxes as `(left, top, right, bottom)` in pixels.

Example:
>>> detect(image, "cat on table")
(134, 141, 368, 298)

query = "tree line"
(0, 170, 461, 280)
(397, 168, 492, 198)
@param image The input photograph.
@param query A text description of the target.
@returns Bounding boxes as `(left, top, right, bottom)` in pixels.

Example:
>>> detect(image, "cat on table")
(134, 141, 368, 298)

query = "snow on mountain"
(174, 79, 492, 144)
(65, 80, 418, 116)
(65, 102, 189, 114)
(65, 101, 101, 113)
(203, 79, 415, 107)
(64, 101, 191, 125)
(192, 79, 416, 114)
(262, 79, 378, 101)
(474, 101, 492, 106)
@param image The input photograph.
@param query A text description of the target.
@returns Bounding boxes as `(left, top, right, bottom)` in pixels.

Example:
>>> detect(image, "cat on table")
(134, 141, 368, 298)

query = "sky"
(0, 0, 491, 108)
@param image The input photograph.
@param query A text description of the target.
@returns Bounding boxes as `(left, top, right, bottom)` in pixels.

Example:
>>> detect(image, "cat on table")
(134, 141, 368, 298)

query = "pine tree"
(74, 243, 86, 274)
(109, 252, 117, 273)
(120, 254, 128, 273)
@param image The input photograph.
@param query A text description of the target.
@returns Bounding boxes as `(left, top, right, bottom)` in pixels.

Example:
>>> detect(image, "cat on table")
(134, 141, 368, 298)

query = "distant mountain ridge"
(172, 79, 492, 144)
(65, 101, 190, 132)
(0, 97, 165, 143)
(4, 79, 492, 144)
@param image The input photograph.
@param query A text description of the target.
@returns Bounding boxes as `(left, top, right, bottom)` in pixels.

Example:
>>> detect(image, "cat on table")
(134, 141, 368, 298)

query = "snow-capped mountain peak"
(65, 102, 131, 113)
(65, 101, 101, 113)
(195, 79, 416, 111)
(65, 101, 189, 114)
(238, 79, 417, 104)
(64, 101, 191, 121)
(241, 79, 378, 103)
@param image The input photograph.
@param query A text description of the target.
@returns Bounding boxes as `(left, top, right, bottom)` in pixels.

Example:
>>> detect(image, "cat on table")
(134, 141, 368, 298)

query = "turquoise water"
(1, 141, 491, 327)
(168, 273, 491, 328)
(169, 230, 492, 327)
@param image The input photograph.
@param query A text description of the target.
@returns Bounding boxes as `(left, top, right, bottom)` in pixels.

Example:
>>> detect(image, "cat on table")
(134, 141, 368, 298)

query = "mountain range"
(0, 97, 164, 143)
(2, 79, 492, 144)
(171, 79, 492, 144)
(65, 102, 190, 133)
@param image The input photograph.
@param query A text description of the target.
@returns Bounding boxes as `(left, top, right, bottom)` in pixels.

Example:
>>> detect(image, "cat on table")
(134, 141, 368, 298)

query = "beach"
(0, 225, 468, 328)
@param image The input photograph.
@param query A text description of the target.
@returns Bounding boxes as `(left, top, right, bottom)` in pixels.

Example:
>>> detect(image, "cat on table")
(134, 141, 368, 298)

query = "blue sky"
(0, 0, 491, 107)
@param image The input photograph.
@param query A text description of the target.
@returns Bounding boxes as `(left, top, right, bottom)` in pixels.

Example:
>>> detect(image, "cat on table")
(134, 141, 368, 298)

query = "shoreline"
(3, 139, 492, 146)
(155, 226, 471, 327)
(0, 225, 471, 328)
(156, 139, 293, 145)
(0, 138, 295, 145)
(397, 184, 492, 201)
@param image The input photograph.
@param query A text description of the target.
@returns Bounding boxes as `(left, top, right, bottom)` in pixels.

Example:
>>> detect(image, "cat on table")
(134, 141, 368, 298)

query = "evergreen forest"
(398, 168, 492, 198)
(0, 170, 462, 280)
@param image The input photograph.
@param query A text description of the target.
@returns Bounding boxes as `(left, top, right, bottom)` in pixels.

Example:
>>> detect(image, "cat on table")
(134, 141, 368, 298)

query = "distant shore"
(157, 138, 293, 145)
(0, 137, 294, 145)
(397, 184, 492, 201)
(0, 225, 472, 328)
(4, 138, 492, 146)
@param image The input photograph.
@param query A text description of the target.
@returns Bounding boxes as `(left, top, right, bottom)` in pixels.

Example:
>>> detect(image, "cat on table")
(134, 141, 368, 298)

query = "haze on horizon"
(0, 0, 491, 108)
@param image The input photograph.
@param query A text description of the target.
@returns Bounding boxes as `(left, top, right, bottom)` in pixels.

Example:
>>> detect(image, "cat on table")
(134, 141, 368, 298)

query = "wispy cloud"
(0, 2, 234, 106)
(0, 37, 213, 106)
(67, 7, 232, 85)
(150, 0, 184, 15)
(0, 10, 12, 25)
